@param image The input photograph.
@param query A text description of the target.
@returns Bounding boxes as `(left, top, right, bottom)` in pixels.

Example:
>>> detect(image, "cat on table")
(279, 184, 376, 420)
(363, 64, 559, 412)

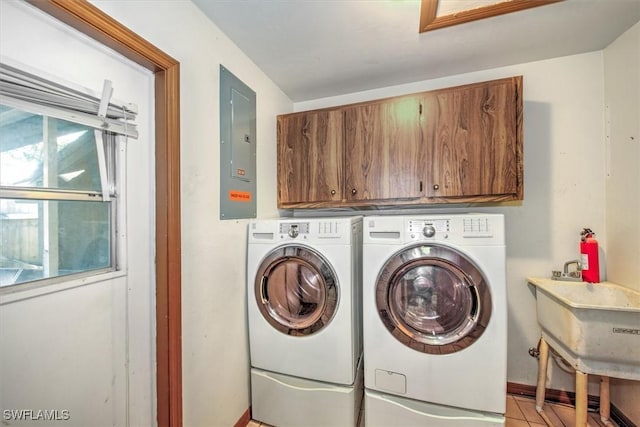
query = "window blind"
(0, 58, 138, 138)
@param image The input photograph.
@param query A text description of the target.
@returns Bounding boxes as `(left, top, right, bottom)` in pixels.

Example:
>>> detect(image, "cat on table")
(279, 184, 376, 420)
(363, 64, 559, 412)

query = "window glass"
(1, 104, 115, 288)
(0, 199, 111, 287)
(0, 105, 101, 192)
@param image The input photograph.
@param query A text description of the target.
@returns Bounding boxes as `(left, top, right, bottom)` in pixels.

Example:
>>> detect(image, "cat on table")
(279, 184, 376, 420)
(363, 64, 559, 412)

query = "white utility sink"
(528, 278, 640, 380)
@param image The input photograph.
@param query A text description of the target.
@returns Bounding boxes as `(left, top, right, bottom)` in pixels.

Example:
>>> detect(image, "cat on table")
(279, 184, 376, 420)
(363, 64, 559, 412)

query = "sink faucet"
(564, 259, 581, 274)
(552, 260, 582, 281)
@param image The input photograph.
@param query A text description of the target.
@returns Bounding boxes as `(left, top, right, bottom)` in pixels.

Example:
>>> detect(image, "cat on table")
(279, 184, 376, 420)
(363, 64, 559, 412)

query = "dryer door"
(376, 244, 492, 354)
(255, 245, 338, 336)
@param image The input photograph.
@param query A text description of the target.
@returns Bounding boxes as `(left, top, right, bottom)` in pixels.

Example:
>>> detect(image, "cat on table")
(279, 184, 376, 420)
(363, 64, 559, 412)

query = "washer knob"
(423, 225, 436, 238)
(288, 226, 299, 238)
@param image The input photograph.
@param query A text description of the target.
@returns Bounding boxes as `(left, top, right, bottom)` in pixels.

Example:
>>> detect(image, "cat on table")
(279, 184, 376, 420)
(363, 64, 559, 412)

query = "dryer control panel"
(276, 219, 352, 241)
(279, 221, 343, 237)
(250, 217, 361, 244)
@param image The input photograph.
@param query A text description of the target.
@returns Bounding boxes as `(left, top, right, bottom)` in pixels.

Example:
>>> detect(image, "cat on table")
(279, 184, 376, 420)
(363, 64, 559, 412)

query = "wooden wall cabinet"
(344, 96, 424, 202)
(277, 109, 343, 205)
(423, 77, 522, 202)
(277, 76, 523, 209)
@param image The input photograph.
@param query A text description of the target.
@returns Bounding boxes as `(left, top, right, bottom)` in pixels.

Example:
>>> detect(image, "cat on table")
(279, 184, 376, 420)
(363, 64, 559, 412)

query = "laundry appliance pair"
(246, 213, 507, 426)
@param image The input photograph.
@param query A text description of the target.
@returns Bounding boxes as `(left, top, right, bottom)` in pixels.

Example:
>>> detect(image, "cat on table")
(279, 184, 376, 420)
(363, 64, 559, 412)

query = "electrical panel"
(220, 65, 256, 219)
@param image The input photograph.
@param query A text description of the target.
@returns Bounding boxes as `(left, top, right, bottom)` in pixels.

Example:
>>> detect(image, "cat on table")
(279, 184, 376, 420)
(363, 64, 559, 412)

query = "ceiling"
(192, 0, 640, 102)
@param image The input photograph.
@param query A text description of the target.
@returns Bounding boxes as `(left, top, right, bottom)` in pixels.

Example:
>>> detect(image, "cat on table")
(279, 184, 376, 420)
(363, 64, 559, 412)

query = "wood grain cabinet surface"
(423, 77, 522, 202)
(277, 109, 343, 205)
(277, 76, 523, 209)
(344, 96, 424, 202)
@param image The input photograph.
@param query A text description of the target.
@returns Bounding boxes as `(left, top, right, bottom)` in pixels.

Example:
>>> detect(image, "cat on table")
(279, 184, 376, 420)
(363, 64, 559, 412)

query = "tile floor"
(505, 394, 617, 427)
(246, 394, 618, 427)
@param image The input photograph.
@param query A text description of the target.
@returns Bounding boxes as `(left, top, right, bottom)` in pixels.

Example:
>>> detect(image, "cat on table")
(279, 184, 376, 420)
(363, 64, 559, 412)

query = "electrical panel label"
(229, 190, 252, 202)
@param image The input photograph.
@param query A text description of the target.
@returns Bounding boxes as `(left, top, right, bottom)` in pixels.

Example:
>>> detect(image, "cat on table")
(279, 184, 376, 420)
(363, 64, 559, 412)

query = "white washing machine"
(362, 214, 507, 426)
(247, 217, 363, 427)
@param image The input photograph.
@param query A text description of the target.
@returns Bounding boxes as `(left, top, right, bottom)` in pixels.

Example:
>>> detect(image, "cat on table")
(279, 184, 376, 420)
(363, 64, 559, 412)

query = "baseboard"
(507, 382, 637, 427)
(610, 404, 637, 427)
(234, 408, 251, 427)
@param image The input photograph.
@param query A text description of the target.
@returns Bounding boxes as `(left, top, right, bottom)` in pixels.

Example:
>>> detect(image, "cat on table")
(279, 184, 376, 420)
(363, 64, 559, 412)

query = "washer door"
(255, 245, 338, 336)
(376, 244, 492, 354)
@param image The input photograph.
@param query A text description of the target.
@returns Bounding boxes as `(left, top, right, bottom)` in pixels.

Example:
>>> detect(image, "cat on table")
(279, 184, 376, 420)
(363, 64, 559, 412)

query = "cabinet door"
(344, 96, 424, 201)
(277, 110, 343, 206)
(424, 78, 520, 199)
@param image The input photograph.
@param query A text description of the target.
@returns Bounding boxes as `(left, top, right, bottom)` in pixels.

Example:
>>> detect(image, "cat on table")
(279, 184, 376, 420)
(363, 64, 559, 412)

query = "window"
(0, 60, 136, 289)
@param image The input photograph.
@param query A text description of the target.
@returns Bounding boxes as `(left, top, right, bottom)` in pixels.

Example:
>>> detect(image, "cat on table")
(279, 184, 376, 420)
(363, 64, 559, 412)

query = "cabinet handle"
(351, 188, 357, 195)
(330, 189, 336, 196)
(433, 184, 439, 191)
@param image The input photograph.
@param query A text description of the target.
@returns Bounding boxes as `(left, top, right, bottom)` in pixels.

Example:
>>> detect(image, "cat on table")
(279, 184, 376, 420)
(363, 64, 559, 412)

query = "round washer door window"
(376, 244, 492, 354)
(255, 245, 338, 336)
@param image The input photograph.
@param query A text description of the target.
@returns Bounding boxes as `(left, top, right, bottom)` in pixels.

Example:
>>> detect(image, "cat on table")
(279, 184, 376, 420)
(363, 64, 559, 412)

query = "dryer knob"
(423, 225, 436, 238)
(288, 226, 299, 238)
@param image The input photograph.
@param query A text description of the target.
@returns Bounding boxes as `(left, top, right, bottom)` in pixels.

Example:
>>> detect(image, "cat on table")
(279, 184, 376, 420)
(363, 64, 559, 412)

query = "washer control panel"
(363, 214, 503, 245)
(279, 222, 309, 238)
(408, 219, 450, 240)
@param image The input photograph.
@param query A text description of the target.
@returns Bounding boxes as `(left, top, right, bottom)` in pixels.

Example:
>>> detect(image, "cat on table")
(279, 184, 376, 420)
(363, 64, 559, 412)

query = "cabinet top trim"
(279, 75, 523, 118)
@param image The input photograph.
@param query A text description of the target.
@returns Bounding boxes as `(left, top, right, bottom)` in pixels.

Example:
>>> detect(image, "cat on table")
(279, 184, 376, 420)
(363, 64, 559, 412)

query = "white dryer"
(362, 214, 507, 426)
(247, 217, 363, 427)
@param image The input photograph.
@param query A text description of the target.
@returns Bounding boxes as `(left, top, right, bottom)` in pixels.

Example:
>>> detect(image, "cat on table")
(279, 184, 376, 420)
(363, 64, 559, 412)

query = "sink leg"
(600, 376, 614, 426)
(575, 370, 588, 427)
(535, 338, 554, 426)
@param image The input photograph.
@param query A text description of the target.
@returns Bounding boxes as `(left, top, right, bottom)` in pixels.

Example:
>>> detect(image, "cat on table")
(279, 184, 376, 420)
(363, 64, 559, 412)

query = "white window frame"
(0, 113, 128, 296)
(0, 57, 135, 296)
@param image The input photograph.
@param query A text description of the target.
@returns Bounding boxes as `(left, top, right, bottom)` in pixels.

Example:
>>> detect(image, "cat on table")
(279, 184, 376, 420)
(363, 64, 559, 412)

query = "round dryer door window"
(376, 244, 492, 354)
(255, 245, 338, 336)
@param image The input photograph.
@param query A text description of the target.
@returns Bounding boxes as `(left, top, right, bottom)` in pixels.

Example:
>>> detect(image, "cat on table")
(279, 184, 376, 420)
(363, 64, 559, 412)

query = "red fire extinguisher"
(580, 228, 600, 283)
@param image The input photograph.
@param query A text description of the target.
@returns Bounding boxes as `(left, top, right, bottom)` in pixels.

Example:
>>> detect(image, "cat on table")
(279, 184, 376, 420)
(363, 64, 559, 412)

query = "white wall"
(605, 22, 640, 293)
(0, 2, 155, 426)
(604, 21, 640, 425)
(296, 52, 608, 394)
(89, 1, 292, 426)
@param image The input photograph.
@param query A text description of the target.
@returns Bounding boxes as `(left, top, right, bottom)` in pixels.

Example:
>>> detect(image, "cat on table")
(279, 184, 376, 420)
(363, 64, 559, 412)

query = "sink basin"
(528, 277, 640, 380)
